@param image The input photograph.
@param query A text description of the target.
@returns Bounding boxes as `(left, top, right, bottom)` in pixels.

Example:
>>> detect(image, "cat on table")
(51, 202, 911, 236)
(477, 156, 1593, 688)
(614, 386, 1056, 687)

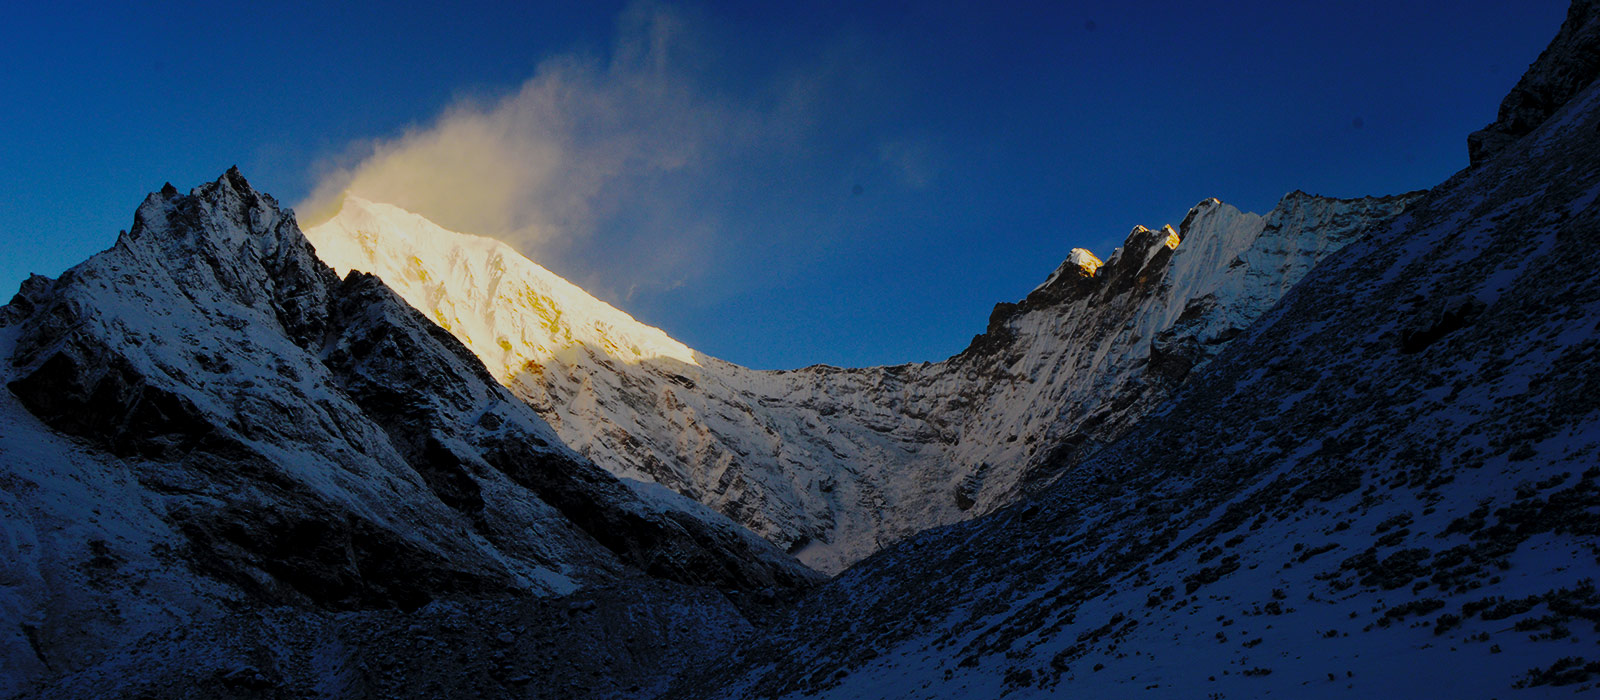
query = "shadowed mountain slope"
(669, 6, 1600, 695)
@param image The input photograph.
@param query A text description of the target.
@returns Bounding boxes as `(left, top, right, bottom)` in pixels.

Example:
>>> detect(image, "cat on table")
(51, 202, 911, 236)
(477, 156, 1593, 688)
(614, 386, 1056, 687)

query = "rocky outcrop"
(916, 190, 1423, 511)
(1467, 0, 1600, 165)
(0, 169, 817, 697)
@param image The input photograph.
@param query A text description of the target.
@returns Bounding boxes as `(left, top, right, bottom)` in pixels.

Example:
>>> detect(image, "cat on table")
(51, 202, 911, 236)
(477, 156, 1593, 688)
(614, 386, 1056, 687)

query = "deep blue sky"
(0, 1, 1568, 369)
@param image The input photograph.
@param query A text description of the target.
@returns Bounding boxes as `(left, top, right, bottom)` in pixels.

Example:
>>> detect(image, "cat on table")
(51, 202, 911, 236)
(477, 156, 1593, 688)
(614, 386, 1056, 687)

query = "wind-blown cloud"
(301, 5, 742, 289)
(300, 2, 929, 308)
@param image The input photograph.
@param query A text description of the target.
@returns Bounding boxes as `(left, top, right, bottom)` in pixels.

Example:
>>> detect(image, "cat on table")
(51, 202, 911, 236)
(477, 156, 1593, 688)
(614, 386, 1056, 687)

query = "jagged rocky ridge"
(667, 7, 1600, 696)
(0, 171, 818, 698)
(309, 189, 1418, 574)
(1468, 0, 1600, 165)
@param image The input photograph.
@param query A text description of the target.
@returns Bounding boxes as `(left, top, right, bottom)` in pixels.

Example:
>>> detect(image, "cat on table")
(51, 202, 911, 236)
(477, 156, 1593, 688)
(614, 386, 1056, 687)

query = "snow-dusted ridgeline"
(308, 189, 1417, 573)
(0, 171, 817, 697)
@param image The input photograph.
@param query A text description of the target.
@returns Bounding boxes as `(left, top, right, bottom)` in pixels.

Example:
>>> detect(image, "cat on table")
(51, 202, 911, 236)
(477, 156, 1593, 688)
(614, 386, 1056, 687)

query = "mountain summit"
(0, 169, 815, 698)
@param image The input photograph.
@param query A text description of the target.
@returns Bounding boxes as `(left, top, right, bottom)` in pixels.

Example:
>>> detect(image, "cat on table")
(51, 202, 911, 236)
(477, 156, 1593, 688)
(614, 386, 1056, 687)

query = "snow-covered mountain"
(665, 3, 1600, 696)
(0, 170, 817, 698)
(3, 4, 1594, 698)
(308, 188, 1417, 573)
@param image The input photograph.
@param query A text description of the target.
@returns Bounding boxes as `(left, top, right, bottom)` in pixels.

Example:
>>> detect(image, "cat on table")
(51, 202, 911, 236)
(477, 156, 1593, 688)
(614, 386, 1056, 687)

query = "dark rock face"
(1398, 297, 1486, 354)
(477, 435, 816, 604)
(169, 495, 514, 612)
(8, 342, 227, 459)
(21, 581, 757, 700)
(1468, 0, 1600, 165)
(0, 169, 817, 697)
